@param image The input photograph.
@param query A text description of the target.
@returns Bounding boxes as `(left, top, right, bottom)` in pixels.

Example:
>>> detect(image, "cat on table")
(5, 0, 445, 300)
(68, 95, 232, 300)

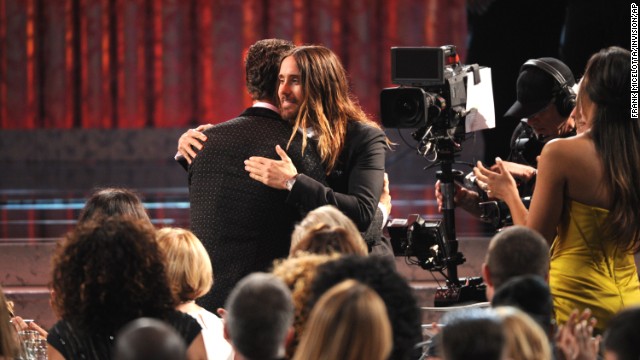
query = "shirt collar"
(252, 101, 280, 114)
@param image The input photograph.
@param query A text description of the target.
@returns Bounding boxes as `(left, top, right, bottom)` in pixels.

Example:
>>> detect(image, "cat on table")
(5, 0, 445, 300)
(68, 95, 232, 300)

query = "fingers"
(275, 145, 291, 162)
(194, 123, 214, 132)
(177, 128, 208, 163)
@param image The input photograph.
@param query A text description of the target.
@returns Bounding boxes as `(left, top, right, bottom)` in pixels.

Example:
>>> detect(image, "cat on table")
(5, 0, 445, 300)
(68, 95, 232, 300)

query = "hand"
(177, 124, 214, 164)
(489, 160, 536, 182)
(11, 316, 48, 339)
(435, 180, 479, 212)
(555, 309, 599, 360)
(380, 173, 392, 215)
(245, 145, 298, 190)
(474, 157, 519, 202)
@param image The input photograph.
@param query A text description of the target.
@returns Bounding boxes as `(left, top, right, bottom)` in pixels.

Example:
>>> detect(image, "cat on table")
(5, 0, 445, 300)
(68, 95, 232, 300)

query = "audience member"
(290, 223, 367, 257)
(78, 187, 151, 225)
(156, 227, 233, 360)
(494, 306, 552, 360)
(47, 217, 206, 360)
(0, 286, 19, 360)
(438, 308, 505, 360)
(482, 225, 549, 300)
(271, 253, 337, 357)
(186, 39, 327, 311)
(114, 317, 187, 360)
(309, 255, 422, 360)
(491, 275, 555, 339)
(603, 307, 640, 360)
(293, 279, 392, 360)
(223, 272, 294, 360)
(475, 46, 640, 331)
(290, 205, 367, 256)
(555, 308, 600, 360)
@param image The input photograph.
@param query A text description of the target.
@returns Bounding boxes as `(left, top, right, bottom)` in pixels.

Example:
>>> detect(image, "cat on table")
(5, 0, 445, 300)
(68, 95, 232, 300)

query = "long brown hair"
(583, 46, 640, 251)
(284, 45, 382, 174)
(293, 279, 392, 360)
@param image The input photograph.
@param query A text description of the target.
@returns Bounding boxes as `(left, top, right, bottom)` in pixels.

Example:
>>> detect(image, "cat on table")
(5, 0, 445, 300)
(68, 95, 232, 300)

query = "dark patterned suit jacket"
(188, 107, 327, 311)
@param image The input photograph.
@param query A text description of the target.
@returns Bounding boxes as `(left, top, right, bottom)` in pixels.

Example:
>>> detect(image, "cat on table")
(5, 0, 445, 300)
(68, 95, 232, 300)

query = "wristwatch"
(285, 175, 298, 191)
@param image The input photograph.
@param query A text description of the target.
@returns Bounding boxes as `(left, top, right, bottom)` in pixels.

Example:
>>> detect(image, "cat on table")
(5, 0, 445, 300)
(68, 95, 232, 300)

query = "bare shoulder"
(542, 133, 594, 159)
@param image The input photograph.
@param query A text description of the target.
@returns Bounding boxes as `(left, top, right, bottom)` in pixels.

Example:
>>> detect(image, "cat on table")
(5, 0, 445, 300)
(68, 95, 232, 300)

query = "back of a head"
(310, 255, 422, 360)
(491, 275, 554, 338)
(78, 188, 151, 225)
(293, 279, 392, 360)
(440, 308, 505, 360)
(494, 306, 552, 360)
(225, 272, 294, 360)
(114, 317, 187, 360)
(245, 38, 294, 101)
(290, 205, 366, 256)
(486, 226, 549, 290)
(51, 217, 174, 334)
(156, 227, 213, 303)
(290, 223, 368, 257)
(603, 307, 640, 360)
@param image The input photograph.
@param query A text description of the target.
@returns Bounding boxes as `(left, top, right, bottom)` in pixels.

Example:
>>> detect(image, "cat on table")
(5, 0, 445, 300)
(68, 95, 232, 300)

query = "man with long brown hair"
(244, 45, 388, 237)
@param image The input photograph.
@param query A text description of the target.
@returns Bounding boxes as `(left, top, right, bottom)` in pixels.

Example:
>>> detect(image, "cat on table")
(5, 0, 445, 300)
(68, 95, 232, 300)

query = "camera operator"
(436, 57, 577, 218)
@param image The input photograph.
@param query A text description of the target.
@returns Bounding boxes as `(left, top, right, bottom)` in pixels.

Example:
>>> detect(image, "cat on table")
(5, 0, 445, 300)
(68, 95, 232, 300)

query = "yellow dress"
(549, 200, 640, 332)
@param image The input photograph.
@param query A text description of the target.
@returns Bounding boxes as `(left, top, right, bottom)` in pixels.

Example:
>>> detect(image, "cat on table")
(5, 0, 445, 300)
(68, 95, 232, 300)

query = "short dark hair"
(440, 308, 505, 360)
(486, 226, 549, 289)
(245, 39, 295, 101)
(603, 307, 640, 360)
(491, 275, 554, 338)
(309, 255, 422, 360)
(114, 318, 187, 360)
(78, 188, 150, 225)
(225, 272, 293, 360)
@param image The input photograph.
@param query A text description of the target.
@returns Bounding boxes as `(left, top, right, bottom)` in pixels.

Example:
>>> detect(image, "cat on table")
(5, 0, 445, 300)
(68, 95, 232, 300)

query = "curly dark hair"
(51, 216, 175, 334)
(309, 256, 422, 360)
(245, 39, 295, 101)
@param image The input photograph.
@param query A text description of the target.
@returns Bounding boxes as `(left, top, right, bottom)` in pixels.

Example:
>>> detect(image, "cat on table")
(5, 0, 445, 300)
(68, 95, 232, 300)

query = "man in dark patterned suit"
(184, 39, 327, 311)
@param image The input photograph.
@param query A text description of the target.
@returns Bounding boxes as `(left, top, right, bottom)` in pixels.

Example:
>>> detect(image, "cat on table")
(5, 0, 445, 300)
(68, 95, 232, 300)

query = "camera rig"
(381, 45, 488, 306)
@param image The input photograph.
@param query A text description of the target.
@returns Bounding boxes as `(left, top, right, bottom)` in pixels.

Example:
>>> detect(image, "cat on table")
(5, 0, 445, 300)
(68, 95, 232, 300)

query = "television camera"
(381, 45, 491, 306)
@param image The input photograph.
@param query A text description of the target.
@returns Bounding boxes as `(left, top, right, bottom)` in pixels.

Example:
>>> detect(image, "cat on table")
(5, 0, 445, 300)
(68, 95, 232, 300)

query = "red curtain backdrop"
(0, 0, 467, 129)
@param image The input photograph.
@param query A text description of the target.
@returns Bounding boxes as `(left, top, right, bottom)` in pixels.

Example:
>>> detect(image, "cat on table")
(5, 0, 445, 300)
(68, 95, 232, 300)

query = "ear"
(482, 263, 495, 301)
(481, 263, 492, 286)
(223, 322, 231, 343)
(284, 326, 295, 349)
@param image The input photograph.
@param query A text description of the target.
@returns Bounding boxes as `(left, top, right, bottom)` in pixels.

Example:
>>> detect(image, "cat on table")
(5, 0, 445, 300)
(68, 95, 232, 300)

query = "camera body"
(387, 215, 460, 271)
(380, 45, 473, 144)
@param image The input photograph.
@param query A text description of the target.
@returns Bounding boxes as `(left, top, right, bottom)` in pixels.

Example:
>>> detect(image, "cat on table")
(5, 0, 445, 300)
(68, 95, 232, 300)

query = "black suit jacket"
(188, 107, 326, 310)
(287, 121, 387, 232)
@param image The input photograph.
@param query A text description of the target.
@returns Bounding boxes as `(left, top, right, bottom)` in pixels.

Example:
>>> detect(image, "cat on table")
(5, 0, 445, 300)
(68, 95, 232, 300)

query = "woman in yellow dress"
(475, 46, 640, 332)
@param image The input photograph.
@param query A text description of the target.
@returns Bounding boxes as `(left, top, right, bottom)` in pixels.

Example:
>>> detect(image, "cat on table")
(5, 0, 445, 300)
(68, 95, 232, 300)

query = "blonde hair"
(156, 227, 213, 302)
(293, 279, 392, 360)
(495, 306, 552, 360)
(272, 254, 337, 357)
(290, 205, 367, 256)
(0, 286, 19, 358)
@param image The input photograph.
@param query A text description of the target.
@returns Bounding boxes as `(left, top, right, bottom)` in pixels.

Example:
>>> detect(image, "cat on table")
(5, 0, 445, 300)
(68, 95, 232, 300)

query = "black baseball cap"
(504, 57, 575, 119)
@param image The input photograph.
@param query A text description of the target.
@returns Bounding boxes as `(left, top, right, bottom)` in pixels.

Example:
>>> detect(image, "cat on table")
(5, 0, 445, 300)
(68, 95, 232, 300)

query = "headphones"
(520, 59, 576, 117)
